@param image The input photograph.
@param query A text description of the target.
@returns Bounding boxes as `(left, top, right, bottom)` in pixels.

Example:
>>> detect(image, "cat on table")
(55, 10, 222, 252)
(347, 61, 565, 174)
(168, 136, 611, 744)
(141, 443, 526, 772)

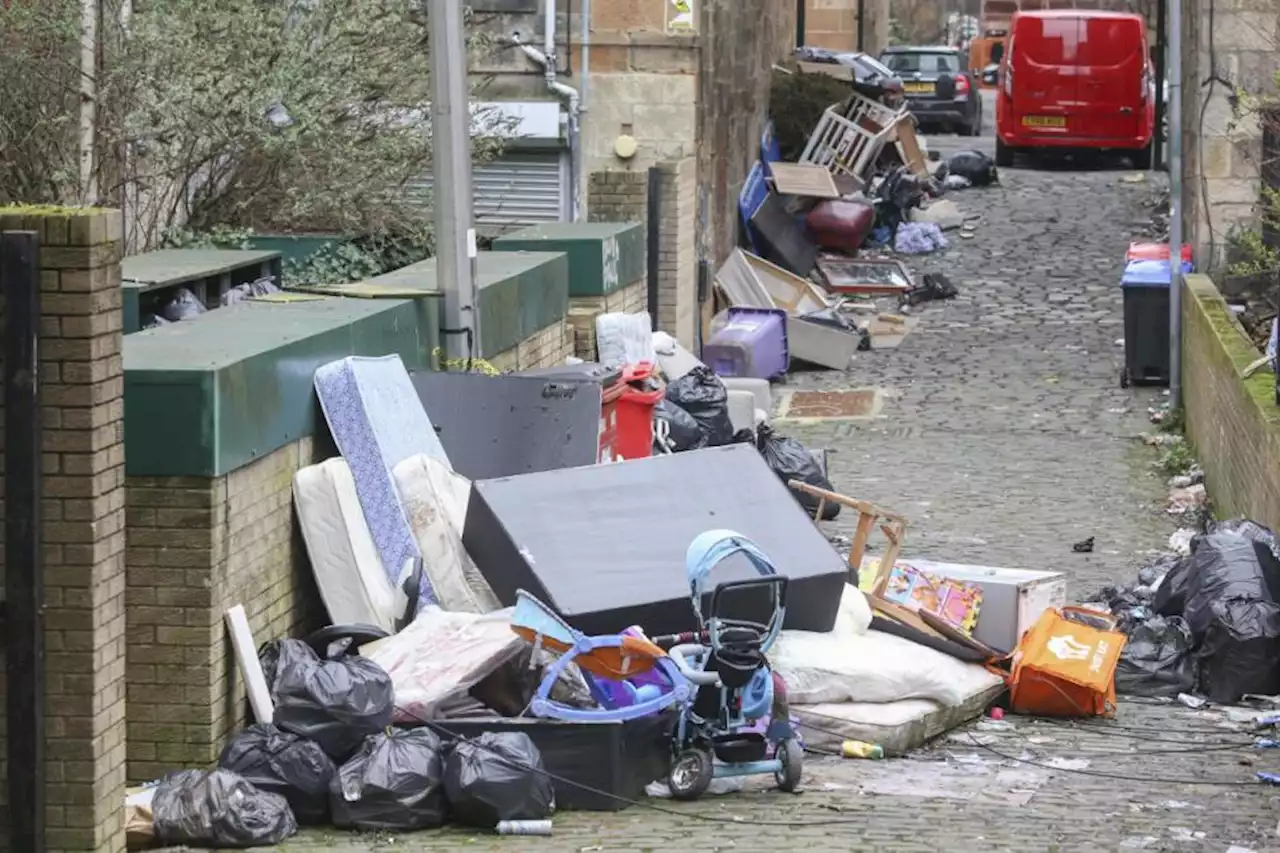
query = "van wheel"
(995, 139, 1014, 168)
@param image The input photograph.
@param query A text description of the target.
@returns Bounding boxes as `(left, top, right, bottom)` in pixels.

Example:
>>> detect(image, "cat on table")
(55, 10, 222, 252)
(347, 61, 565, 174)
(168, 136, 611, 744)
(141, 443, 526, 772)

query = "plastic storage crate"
(1120, 259, 1191, 388)
(703, 307, 790, 380)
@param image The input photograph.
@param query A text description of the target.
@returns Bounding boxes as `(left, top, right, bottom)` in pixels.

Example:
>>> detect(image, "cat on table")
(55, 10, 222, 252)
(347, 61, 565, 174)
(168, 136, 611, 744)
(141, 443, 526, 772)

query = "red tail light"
(955, 74, 970, 95)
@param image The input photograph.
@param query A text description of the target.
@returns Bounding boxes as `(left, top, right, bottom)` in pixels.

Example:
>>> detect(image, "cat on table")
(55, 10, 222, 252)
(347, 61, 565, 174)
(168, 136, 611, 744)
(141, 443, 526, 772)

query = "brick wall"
(0, 209, 129, 852)
(125, 438, 324, 781)
(1182, 273, 1280, 528)
(588, 170, 648, 225)
(566, 279, 648, 359)
(655, 158, 698, 349)
(1179, 0, 1280, 269)
(488, 319, 576, 372)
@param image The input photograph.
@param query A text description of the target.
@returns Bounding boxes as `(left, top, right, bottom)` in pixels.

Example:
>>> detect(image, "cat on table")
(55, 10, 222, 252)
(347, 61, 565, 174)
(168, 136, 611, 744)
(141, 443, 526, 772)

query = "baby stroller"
(654, 529, 803, 800)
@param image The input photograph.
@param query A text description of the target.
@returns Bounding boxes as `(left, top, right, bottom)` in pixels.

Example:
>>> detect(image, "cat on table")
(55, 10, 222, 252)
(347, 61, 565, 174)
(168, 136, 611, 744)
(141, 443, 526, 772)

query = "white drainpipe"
(513, 3, 583, 222)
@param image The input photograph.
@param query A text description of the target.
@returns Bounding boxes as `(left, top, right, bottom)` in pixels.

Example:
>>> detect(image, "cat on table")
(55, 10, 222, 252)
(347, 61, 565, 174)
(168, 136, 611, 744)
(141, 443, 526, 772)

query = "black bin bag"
(443, 732, 556, 827)
(1183, 531, 1280, 703)
(1114, 615, 1196, 698)
(653, 398, 706, 452)
(757, 425, 840, 520)
(261, 638, 394, 762)
(151, 768, 297, 848)
(665, 366, 736, 447)
(330, 728, 449, 832)
(218, 723, 337, 825)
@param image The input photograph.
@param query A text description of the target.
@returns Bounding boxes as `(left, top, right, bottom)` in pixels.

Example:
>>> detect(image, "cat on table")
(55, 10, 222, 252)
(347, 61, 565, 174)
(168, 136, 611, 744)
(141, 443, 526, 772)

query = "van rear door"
(1009, 15, 1080, 134)
(1074, 17, 1147, 141)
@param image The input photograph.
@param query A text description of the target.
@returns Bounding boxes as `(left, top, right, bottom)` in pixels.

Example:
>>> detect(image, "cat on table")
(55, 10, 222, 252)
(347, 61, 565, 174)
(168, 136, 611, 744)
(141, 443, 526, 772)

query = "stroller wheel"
(775, 738, 804, 793)
(668, 747, 714, 801)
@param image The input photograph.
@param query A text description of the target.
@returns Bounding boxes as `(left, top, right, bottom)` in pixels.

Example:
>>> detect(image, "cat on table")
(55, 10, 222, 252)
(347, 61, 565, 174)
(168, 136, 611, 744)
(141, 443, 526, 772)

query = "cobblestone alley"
(270, 140, 1280, 853)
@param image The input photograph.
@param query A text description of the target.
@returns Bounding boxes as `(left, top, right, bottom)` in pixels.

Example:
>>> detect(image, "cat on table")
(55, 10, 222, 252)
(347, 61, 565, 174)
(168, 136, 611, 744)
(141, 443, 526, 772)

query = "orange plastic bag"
(1006, 607, 1127, 718)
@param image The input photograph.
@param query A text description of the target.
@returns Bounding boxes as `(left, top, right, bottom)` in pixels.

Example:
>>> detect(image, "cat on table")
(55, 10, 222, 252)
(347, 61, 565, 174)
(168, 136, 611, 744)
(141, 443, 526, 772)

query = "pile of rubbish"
(130, 298, 1067, 845)
(125, 639, 555, 846)
(1087, 519, 1280, 704)
(717, 88, 997, 372)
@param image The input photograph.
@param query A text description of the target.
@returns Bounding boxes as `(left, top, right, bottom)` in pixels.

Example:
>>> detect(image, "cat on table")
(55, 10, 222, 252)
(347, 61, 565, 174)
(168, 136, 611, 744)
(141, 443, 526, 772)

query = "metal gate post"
(2, 229, 45, 853)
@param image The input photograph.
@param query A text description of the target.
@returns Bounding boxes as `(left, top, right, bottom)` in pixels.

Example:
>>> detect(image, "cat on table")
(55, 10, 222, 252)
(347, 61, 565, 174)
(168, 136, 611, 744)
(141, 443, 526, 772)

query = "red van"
(995, 10, 1155, 167)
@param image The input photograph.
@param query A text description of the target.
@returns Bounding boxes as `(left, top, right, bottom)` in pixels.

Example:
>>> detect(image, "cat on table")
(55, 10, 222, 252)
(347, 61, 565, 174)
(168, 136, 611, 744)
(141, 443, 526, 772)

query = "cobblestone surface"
(218, 119, 1280, 852)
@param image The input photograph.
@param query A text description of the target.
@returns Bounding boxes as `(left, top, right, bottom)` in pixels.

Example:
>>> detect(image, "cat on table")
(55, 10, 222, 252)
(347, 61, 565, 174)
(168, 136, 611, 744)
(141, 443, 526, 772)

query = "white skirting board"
(225, 604, 273, 725)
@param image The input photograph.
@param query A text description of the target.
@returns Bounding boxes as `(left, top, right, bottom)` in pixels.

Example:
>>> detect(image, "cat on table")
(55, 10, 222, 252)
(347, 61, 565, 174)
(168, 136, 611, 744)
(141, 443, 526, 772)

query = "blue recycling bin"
(1120, 258, 1193, 388)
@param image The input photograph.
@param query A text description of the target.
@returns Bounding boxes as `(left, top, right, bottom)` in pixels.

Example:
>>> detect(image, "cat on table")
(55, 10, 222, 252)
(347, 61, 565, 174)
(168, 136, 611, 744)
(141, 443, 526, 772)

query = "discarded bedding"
(391, 453, 500, 615)
(772, 584, 1002, 707)
(313, 355, 449, 606)
(293, 458, 405, 634)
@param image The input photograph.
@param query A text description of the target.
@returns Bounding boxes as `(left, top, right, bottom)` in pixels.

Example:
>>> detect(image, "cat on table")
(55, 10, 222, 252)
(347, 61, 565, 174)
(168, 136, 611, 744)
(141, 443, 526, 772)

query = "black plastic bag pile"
(444, 732, 556, 828)
(662, 366, 738, 448)
(757, 425, 840, 520)
(875, 166, 929, 231)
(151, 768, 297, 848)
(218, 723, 337, 825)
(1139, 520, 1280, 703)
(263, 638, 395, 762)
(331, 728, 450, 832)
(944, 149, 1000, 187)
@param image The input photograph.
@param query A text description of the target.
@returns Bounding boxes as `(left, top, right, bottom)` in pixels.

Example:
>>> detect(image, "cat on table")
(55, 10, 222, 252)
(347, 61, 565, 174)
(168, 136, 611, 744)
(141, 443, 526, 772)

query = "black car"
(878, 46, 982, 136)
(794, 46, 905, 107)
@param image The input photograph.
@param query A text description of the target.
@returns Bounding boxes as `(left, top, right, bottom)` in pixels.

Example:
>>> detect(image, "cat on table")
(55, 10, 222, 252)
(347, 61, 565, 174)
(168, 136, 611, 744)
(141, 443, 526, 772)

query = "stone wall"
(802, 0, 890, 55)
(0, 209, 129, 852)
(487, 318, 576, 371)
(699, 0, 795, 269)
(1182, 273, 1280, 528)
(124, 439, 323, 781)
(1179, 0, 1280, 269)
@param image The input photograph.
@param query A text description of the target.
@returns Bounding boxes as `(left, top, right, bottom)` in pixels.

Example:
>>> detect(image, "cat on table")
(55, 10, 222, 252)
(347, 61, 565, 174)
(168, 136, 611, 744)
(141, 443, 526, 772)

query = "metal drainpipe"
(1169, 0, 1184, 409)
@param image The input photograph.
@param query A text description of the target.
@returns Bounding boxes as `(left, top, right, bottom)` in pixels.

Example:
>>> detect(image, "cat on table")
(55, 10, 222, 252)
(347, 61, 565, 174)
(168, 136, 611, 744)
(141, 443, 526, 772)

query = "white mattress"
(293, 458, 402, 633)
(392, 454, 500, 614)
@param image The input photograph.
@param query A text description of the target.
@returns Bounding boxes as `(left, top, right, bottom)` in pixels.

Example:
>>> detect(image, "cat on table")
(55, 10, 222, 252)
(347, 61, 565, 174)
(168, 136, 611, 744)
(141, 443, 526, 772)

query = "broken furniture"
(787, 481, 984, 659)
(121, 248, 282, 333)
(799, 93, 902, 189)
(714, 248, 863, 371)
(768, 163, 841, 199)
(462, 444, 848, 637)
(816, 257, 913, 297)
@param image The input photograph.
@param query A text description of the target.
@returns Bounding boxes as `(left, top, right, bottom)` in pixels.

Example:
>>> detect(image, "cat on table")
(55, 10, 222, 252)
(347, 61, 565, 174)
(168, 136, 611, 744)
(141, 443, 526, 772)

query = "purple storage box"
(703, 307, 790, 380)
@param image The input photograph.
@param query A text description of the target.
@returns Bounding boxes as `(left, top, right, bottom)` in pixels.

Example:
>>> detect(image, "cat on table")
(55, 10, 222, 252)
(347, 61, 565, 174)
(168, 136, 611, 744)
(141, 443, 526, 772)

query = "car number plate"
(904, 82, 935, 94)
(1022, 115, 1066, 128)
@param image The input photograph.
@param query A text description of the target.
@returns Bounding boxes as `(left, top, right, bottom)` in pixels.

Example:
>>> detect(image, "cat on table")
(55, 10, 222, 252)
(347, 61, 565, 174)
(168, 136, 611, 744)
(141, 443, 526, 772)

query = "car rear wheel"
(995, 138, 1014, 167)
(1132, 141, 1154, 170)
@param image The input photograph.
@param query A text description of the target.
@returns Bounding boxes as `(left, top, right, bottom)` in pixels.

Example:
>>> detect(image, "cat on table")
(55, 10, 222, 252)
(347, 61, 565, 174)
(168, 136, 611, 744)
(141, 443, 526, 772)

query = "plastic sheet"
(331, 728, 448, 832)
(444, 732, 556, 827)
(151, 769, 297, 848)
(1114, 616, 1196, 698)
(757, 425, 840, 520)
(665, 366, 736, 447)
(360, 606, 529, 724)
(218, 723, 337, 825)
(262, 638, 394, 761)
(595, 312, 655, 368)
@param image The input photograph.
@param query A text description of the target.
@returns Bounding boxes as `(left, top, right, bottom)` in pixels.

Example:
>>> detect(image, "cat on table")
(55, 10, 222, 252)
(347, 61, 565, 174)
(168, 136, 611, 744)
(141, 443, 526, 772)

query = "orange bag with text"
(1006, 607, 1127, 718)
